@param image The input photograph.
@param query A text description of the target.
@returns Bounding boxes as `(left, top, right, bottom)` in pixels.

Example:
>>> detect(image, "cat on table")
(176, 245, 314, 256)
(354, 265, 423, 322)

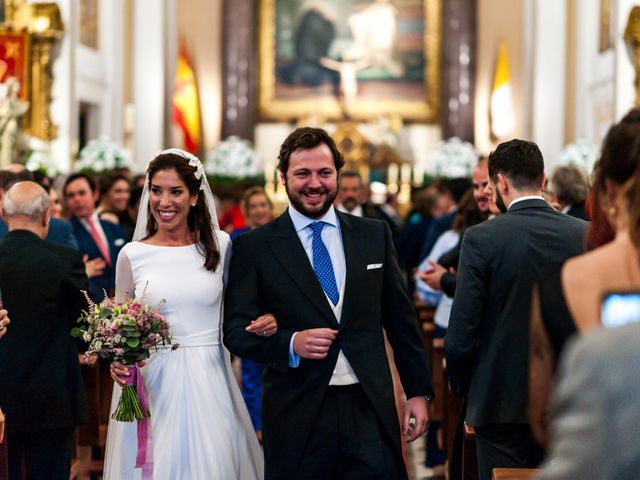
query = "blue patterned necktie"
(310, 221, 340, 306)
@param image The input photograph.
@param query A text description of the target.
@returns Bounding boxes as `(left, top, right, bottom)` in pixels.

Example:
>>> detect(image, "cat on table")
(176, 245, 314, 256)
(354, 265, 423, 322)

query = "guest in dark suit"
(0, 309, 7, 445)
(45, 216, 79, 248)
(224, 127, 433, 480)
(547, 164, 590, 221)
(335, 170, 400, 236)
(64, 173, 127, 300)
(0, 181, 89, 480)
(445, 140, 587, 480)
(419, 158, 491, 299)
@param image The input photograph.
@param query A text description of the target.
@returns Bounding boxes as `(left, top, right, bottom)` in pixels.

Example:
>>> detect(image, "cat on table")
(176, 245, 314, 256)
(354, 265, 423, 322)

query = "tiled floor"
(407, 434, 445, 479)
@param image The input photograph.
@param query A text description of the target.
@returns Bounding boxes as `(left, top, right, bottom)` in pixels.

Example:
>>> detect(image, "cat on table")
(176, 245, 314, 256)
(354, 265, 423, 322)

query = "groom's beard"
(284, 181, 337, 219)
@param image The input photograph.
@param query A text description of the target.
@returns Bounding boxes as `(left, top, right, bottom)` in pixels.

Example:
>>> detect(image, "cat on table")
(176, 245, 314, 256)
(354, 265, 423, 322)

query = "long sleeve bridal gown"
(103, 232, 263, 479)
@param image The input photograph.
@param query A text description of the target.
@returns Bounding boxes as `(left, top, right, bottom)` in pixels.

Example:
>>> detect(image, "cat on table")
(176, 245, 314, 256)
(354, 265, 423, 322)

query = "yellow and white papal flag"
(490, 41, 515, 139)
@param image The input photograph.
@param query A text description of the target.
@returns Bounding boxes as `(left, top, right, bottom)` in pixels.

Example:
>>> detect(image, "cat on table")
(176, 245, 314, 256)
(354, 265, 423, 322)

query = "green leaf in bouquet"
(99, 308, 112, 319)
(126, 337, 140, 348)
(70, 327, 83, 338)
(126, 331, 141, 337)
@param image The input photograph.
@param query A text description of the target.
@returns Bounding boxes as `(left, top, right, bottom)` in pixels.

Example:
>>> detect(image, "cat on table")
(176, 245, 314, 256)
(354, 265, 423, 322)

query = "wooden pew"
(462, 422, 479, 480)
(436, 348, 479, 480)
(431, 339, 445, 426)
(76, 360, 112, 478)
(69, 458, 79, 480)
(0, 437, 7, 480)
(492, 468, 540, 480)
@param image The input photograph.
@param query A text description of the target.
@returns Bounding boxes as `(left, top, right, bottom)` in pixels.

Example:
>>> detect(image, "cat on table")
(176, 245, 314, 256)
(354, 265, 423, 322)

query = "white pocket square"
(367, 263, 383, 270)
(114, 238, 126, 247)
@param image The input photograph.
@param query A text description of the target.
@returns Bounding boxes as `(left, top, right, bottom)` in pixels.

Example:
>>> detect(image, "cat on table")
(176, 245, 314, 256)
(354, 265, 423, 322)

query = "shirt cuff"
(288, 332, 300, 368)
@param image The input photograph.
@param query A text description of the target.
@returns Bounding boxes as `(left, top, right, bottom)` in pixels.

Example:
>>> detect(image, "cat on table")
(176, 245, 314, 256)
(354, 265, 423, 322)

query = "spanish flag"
(490, 41, 515, 139)
(172, 46, 201, 154)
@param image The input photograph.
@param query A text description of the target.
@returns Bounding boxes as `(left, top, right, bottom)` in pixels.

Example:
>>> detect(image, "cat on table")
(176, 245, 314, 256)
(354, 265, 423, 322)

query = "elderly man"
(0, 181, 89, 480)
(547, 164, 590, 220)
(0, 168, 78, 248)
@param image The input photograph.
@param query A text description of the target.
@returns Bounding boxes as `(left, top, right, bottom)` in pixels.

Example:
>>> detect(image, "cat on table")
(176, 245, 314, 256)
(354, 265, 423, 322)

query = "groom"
(224, 127, 433, 479)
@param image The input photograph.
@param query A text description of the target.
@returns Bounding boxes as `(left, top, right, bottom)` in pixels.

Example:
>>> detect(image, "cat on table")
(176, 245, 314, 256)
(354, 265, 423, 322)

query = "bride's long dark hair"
(145, 152, 221, 272)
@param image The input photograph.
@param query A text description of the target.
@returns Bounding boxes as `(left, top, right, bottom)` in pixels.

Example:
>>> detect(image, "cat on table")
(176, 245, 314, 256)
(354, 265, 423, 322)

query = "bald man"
(0, 181, 89, 480)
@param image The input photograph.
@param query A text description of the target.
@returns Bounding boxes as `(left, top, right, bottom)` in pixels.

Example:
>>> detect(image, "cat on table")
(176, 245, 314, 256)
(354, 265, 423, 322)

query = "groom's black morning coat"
(224, 210, 433, 479)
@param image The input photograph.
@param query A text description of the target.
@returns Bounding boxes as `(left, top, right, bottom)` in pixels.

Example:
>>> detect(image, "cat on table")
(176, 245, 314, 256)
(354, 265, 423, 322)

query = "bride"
(103, 149, 273, 479)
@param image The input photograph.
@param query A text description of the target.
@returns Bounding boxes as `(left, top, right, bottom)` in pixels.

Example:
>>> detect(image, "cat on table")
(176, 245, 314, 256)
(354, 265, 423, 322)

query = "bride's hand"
(246, 313, 278, 337)
(110, 360, 146, 386)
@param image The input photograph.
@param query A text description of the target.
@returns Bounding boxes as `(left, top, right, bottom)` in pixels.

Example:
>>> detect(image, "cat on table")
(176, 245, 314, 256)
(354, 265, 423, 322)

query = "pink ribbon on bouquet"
(126, 364, 153, 479)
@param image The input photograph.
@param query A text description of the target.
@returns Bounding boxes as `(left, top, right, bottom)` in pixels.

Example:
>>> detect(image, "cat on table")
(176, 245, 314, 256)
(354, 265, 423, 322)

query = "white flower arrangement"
(205, 136, 262, 178)
(74, 135, 132, 173)
(557, 140, 599, 176)
(25, 136, 58, 177)
(429, 137, 478, 178)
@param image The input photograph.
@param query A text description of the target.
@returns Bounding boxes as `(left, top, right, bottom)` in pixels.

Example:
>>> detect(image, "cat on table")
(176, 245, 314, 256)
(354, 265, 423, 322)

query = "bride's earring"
(602, 201, 618, 217)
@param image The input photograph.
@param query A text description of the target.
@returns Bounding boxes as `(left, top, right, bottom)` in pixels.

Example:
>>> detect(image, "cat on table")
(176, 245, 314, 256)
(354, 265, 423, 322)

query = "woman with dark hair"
(96, 172, 131, 225)
(103, 149, 270, 479)
(536, 139, 640, 480)
(530, 108, 640, 447)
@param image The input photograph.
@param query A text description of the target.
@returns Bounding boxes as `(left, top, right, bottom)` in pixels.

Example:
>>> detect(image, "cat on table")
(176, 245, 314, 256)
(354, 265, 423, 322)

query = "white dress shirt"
(79, 213, 110, 251)
(508, 195, 545, 210)
(288, 204, 359, 385)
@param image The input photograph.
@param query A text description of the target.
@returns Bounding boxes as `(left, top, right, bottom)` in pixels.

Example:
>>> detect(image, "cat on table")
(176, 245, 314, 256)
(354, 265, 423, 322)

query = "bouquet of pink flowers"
(72, 291, 171, 422)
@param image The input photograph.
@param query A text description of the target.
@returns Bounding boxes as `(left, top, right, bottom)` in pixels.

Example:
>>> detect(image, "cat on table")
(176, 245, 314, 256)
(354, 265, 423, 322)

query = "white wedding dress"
(103, 235, 263, 479)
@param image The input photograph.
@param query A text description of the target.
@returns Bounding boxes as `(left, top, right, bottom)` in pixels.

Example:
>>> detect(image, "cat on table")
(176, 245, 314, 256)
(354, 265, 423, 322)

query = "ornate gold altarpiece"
(2, 0, 63, 140)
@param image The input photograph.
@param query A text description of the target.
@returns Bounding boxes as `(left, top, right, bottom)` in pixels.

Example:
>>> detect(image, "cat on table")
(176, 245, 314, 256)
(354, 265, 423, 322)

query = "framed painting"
(0, 29, 29, 100)
(258, 0, 441, 122)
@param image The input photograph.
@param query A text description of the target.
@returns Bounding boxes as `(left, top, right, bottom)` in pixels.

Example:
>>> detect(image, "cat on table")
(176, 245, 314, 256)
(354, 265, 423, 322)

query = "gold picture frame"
(3, 0, 64, 140)
(0, 28, 30, 101)
(259, 0, 441, 122)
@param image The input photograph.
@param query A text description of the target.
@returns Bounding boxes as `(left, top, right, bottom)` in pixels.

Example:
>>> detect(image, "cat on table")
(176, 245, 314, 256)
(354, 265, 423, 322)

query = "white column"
(529, 0, 568, 171)
(101, 0, 125, 142)
(49, 0, 75, 173)
(133, 0, 171, 169)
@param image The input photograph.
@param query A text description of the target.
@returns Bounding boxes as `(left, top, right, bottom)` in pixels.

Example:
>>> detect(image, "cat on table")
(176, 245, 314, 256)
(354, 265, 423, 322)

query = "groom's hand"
(403, 396, 430, 442)
(293, 328, 338, 359)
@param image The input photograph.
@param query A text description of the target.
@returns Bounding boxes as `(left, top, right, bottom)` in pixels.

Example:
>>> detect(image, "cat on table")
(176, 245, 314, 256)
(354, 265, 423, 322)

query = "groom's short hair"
(277, 127, 345, 175)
